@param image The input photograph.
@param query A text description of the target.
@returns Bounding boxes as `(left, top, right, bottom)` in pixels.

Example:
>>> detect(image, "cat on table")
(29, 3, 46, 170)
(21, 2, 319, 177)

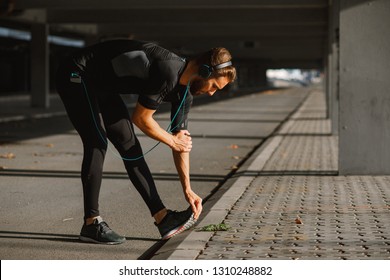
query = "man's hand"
(185, 189, 203, 220)
(171, 131, 201, 219)
(171, 130, 192, 152)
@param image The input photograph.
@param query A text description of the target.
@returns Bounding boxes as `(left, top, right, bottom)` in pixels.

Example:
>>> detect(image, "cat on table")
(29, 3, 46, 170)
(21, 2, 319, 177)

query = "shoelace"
(98, 221, 111, 233)
(174, 210, 195, 222)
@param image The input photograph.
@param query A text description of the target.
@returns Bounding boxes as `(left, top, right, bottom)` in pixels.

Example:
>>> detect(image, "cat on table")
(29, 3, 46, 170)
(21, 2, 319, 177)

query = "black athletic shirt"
(71, 39, 192, 132)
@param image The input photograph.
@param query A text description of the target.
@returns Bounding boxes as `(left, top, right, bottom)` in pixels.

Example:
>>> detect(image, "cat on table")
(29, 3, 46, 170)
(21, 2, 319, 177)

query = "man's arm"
(132, 102, 202, 218)
(132, 102, 191, 152)
(172, 139, 203, 220)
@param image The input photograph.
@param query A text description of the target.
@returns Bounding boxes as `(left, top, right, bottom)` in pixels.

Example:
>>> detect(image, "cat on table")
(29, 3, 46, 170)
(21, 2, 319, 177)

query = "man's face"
(190, 76, 230, 96)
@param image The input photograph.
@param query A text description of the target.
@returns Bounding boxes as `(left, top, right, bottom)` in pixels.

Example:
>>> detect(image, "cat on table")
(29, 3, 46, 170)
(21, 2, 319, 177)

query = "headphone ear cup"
(199, 64, 212, 78)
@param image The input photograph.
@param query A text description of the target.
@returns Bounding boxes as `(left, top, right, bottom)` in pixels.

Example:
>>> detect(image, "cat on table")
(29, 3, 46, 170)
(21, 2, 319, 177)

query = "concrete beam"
(45, 8, 327, 24)
(51, 24, 98, 35)
(3, 8, 47, 24)
(159, 38, 325, 57)
(237, 59, 322, 70)
(222, 47, 323, 60)
(17, 0, 328, 10)
(97, 24, 326, 39)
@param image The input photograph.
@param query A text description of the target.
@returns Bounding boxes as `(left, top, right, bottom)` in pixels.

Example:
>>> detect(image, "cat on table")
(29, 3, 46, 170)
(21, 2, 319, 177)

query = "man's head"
(190, 47, 237, 96)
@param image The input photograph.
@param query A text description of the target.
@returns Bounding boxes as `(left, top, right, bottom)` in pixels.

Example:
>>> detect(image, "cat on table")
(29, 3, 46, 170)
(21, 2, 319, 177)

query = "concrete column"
(339, 0, 390, 174)
(255, 65, 268, 88)
(325, 2, 333, 120)
(330, 0, 340, 135)
(235, 60, 268, 90)
(325, 48, 331, 119)
(31, 23, 50, 108)
(235, 61, 248, 89)
(326, 0, 340, 132)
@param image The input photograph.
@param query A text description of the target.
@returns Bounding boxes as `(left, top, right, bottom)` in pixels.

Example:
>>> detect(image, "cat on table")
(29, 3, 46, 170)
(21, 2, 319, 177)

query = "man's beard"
(189, 78, 207, 96)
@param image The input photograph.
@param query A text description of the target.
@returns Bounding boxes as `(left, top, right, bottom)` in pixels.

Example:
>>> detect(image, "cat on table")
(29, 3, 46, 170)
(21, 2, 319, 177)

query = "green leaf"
(196, 223, 231, 232)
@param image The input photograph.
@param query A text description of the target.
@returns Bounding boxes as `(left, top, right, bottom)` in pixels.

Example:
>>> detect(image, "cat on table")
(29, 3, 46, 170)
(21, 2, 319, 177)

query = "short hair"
(194, 47, 237, 82)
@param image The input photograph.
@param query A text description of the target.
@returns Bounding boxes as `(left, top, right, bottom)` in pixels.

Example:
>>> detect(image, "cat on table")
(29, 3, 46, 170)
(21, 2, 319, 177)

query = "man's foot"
(79, 216, 126, 245)
(155, 208, 197, 240)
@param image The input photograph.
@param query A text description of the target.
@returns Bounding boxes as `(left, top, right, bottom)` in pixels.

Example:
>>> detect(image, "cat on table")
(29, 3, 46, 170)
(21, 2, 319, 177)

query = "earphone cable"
(79, 74, 191, 161)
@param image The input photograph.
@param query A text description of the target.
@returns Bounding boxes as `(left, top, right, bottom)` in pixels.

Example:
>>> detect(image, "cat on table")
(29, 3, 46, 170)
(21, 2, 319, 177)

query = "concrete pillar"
(31, 23, 50, 108)
(326, 0, 340, 132)
(235, 60, 268, 90)
(235, 61, 248, 89)
(339, 0, 390, 175)
(325, 48, 331, 119)
(325, 2, 333, 120)
(330, 0, 340, 135)
(254, 65, 268, 88)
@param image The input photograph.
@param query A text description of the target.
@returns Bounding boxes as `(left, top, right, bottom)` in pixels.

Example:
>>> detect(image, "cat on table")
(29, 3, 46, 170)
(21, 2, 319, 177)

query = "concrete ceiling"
(4, 0, 329, 68)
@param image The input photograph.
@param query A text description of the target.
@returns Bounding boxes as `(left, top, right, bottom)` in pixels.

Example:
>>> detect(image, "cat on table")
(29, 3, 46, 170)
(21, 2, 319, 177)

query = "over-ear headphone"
(198, 61, 233, 79)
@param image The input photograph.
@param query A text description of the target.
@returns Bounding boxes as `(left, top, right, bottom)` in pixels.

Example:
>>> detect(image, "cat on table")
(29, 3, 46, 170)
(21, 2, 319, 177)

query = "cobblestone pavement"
(196, 90, 390, 260)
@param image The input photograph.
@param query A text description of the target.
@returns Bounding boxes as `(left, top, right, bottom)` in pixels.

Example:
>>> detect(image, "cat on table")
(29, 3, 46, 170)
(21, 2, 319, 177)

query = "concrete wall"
(339, 0, 390, 174)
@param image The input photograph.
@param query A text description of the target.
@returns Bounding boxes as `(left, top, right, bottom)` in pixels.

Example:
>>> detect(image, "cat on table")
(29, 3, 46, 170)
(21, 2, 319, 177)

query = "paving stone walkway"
(196, 90, 390, 260)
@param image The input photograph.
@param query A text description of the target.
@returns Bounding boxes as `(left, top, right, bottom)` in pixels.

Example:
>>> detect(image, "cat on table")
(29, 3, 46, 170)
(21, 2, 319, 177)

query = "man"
(56, 39, 236, 244)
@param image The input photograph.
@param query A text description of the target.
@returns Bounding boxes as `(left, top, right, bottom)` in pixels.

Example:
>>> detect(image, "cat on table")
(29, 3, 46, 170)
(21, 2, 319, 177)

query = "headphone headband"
(198, 60, 233, 79)
(212, 61, 232, 70)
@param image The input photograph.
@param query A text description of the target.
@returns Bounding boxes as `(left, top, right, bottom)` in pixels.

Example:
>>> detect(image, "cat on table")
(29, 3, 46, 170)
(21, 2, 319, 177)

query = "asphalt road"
(0, 88, 307, 259)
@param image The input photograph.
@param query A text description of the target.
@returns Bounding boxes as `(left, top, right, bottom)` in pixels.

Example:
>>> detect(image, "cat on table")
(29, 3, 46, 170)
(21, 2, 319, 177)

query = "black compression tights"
(56, 65, 165, 220)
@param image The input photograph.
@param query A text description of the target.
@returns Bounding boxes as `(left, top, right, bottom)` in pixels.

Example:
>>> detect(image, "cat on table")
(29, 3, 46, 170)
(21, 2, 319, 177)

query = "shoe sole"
(79, 235, 125, 245)
(161, 215, 197, 240)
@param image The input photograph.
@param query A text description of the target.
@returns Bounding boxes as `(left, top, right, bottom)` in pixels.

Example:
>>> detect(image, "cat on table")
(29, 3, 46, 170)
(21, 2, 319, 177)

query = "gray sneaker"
(79, 216, 126, 245)
(156, 208, 197, 240)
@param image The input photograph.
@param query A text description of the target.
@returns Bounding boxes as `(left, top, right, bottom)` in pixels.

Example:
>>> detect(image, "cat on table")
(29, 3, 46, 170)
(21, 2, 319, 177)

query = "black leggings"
(56, 61, 165, 220)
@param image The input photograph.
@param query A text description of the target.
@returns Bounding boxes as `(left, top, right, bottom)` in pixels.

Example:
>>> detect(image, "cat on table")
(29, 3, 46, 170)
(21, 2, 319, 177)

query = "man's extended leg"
(56, 64, 126, 244)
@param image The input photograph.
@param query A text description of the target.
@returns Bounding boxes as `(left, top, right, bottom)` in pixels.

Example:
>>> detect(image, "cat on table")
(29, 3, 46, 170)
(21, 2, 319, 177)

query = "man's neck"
(179, 60, 198, 86)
